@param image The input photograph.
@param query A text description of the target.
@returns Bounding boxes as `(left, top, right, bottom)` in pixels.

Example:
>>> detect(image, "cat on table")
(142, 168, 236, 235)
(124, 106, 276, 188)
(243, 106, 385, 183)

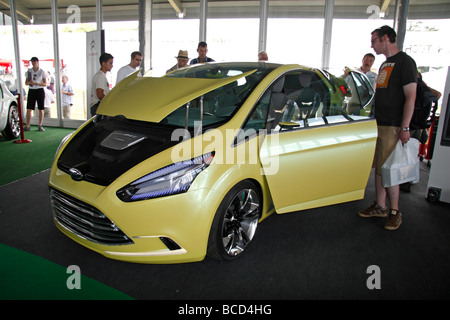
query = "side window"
(242, 90, 270, 132)
(264, 70, 349, 131)
(241, 69, 373, 141)
(284, 72, 327, 128)
(344, 72, 375, 118)
(354, 73, 374, 106)
(237, 90, 270, 144)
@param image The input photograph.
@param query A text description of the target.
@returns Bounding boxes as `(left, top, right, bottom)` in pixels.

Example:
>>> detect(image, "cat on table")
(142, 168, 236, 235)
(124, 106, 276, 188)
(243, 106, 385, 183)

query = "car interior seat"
(267, 77, 287, 130)
(295, 72, 321, 125)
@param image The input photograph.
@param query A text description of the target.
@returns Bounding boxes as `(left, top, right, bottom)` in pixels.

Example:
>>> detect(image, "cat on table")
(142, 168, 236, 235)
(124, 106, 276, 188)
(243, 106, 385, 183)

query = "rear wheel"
(1, 103, 21, 140)
(207, 181, 261, 260)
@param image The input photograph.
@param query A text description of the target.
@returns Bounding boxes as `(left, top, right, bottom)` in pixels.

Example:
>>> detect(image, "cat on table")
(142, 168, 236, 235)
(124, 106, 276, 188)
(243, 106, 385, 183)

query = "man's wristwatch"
(402, 127, 410, 132)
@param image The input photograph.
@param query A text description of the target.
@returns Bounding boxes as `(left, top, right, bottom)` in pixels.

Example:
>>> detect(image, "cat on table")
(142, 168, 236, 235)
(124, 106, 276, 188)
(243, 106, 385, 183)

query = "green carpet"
(0, 126, 75, 186)
(1, 126, 135, 300)
(0, 243, 134, 300)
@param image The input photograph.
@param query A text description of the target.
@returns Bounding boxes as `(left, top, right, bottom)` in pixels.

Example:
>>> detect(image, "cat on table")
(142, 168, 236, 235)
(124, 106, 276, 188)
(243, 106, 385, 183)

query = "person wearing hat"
(25, 57, 47, 132)
(166, 50, 190, 74)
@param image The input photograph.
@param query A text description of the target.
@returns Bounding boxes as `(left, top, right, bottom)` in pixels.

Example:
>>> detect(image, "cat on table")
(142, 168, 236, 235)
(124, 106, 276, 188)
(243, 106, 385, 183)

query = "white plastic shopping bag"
(381, 138, 420, 188)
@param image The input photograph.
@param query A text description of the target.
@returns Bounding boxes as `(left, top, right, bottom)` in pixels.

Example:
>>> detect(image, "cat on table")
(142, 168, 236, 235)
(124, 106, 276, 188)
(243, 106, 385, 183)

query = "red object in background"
(1, 58, 64, 72)
(426, 116, 439, 160)
(418, 116, 439, 161)
(13, 93, 32, 144)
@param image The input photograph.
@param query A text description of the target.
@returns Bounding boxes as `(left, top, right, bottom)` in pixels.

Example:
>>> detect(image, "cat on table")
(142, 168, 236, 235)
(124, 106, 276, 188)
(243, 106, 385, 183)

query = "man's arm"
(94, 74, 108, 101)
(399, 82, 417, 143)
(96, 88, 105, 100)
(64, 87, 74, 96)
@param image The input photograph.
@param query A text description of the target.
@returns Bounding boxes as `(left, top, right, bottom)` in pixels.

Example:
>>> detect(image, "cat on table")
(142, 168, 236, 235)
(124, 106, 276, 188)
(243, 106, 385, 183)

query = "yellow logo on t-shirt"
(376, 62, 395, 89)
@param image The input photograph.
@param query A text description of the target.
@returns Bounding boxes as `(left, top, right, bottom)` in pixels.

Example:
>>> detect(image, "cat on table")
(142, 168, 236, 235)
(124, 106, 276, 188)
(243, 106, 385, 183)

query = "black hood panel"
(57, 115, 178, 186)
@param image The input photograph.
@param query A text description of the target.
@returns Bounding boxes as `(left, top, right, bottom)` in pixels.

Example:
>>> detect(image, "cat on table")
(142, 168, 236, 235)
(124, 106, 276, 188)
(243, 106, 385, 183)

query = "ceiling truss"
(0, 1, 449, 25)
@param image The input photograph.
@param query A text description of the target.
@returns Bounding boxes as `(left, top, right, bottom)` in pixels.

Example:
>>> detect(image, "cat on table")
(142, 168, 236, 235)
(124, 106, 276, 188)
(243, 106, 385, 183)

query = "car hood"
(98, 70, 256, 122)
(57, 69, 257, 186)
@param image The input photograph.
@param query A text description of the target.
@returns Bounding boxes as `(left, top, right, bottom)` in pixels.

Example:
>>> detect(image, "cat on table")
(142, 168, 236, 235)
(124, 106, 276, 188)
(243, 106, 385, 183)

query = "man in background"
(90, 52, 114, 116)
(61, 75, 74, 119)
(25, 57, 47, 132)
(166, 50, 189, 74)
(116, 51, 142, 84)
(343, 53, 378, 88)
(190, 42, 215, 64)
(258, 51, 268, 61)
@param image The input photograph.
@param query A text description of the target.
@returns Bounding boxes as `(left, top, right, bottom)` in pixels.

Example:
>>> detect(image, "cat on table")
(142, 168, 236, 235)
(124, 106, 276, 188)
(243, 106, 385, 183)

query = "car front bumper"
(49, 167, 222, 264)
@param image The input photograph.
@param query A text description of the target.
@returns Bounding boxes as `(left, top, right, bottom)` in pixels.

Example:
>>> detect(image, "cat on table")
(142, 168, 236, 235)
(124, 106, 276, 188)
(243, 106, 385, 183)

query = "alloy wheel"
(10, 105, 20, 137)
(221, 188, 260, 257)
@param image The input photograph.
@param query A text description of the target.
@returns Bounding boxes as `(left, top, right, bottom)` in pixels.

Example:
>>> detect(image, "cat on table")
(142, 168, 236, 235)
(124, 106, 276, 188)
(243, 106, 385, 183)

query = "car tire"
(1, 103, 21, 140)
(207, 180, 261, 261)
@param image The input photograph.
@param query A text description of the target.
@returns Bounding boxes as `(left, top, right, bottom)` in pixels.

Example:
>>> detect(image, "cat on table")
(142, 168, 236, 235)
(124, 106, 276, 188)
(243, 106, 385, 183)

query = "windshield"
(161, 63, 277, 128)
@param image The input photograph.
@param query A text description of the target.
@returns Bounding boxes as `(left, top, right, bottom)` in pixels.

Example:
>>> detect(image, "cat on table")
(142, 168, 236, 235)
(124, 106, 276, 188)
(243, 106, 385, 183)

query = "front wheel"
(1, 103, 21, 140)
(207, 181, 261, 261)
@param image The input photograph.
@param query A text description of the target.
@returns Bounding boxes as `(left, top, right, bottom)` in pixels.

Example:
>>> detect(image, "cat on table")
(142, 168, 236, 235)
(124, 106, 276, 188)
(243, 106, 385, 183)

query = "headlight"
(116, 152, 214, 202)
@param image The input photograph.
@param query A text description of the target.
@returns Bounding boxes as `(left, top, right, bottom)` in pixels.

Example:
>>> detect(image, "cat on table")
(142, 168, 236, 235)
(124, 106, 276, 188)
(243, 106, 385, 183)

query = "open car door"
(258, 70, 377, 214)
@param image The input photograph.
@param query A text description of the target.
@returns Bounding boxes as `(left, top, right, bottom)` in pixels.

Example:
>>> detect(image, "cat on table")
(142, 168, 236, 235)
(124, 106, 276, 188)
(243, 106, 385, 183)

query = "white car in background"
(0, 79, 21, 140)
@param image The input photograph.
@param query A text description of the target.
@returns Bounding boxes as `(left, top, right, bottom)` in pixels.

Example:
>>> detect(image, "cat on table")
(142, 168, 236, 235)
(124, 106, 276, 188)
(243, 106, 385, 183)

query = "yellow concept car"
(49, 62, 377, 263)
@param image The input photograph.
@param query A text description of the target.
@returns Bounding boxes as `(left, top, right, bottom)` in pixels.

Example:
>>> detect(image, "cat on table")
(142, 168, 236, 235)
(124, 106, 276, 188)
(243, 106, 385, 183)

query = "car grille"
(50, 188, 133, 246)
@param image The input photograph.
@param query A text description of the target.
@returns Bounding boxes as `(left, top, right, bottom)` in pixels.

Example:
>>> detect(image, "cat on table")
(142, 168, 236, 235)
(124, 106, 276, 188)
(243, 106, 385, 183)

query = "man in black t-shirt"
(358, 25, 417, 231)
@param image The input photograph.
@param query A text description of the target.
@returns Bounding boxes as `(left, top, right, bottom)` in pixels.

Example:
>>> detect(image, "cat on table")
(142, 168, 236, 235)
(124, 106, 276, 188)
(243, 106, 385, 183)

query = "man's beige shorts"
(374, 126, 401, 175)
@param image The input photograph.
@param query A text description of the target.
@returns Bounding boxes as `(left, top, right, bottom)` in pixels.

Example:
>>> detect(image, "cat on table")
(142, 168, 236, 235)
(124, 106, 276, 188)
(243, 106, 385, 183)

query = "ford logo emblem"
(69, 168, 84, 181)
